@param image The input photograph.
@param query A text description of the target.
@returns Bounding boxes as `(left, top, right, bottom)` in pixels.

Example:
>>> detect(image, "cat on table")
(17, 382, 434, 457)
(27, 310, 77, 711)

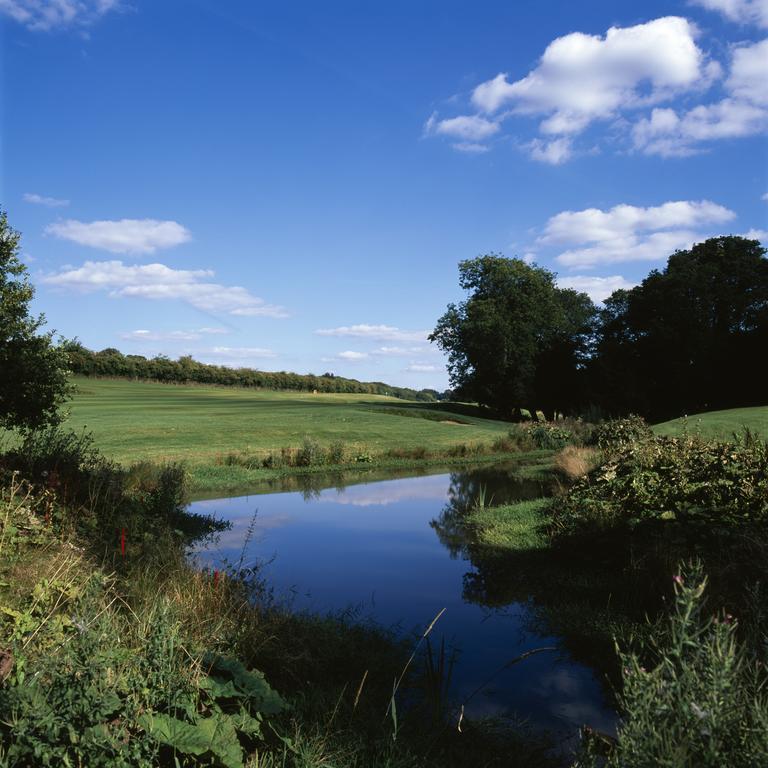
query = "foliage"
(0, 209, 71, 431)
(592, 415, 653, 450)
(552, 431, 768, 537)
(429, 255, 596, 416)
(64, 340, 437, 401)
(591, 236, 768, 420)
(576, 563, 768, 768)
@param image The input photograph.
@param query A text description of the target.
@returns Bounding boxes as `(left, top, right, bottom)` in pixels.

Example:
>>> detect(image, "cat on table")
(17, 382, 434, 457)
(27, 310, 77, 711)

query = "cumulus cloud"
(0, 0, 122, 32)
(690, 0, 768, 28)
(315, 324, 429, 343)
(41, 260, 289, 317)
(539, 200, 736, 268)
(404, 363, 439, 373)
(121, 328, 228, 342)
(744, 227, 768, 240)
(426, 16, 732, 160)
(45, 218, 192, 254)
(557, 275, 637, 302)
(23, 192, 69, 207)
(632, 38, 768, 156)
(528, 137, 573, 164)
(472, 17, 712, 134)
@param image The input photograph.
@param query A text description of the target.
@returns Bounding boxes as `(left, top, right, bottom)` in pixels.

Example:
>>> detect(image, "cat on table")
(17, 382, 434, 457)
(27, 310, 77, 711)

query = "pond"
(189, 462, 617, 742)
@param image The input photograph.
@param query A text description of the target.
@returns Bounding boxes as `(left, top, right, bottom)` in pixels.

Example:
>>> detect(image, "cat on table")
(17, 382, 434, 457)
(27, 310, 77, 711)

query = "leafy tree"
(592, 236, 768, 420)
(0, 209, 71, 430)
(429, 255, 596, 416)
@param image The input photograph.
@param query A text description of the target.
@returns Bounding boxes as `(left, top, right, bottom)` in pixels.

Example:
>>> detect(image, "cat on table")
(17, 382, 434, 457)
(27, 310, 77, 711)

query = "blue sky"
(2, 0, 766, 390)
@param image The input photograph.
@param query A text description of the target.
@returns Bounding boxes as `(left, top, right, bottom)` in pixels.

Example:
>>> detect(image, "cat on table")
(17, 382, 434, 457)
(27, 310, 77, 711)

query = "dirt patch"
(440, 420, 470, 426)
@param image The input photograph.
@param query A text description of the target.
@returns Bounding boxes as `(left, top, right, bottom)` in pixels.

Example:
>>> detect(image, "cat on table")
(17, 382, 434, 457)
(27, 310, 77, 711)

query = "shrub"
(552, 431, 768, 537)
(327, 440, 346, 465)
(296, 437, 323, 467)
(576, 563, 768, 767)
(591, 415, 653, 450)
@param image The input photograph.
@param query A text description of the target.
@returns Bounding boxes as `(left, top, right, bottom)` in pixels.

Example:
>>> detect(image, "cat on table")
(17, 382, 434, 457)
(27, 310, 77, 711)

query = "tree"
(592, 236, 768, 420)
(429, 255, 596, 416)
(0, 209, 71, 430)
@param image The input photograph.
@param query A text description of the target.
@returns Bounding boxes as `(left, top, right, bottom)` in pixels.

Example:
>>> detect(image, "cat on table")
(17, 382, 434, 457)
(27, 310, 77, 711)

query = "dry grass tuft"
(554, 446, 598, 482)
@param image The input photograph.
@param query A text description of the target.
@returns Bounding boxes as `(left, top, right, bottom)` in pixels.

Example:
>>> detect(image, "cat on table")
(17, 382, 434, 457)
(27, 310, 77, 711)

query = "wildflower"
(673, 575, 684, 586)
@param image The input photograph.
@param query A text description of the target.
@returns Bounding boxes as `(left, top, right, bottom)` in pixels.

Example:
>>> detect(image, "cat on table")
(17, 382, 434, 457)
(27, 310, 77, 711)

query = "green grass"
(58, 378, 516, 492)
(654, 405, 768, 440)
(466, 498, 551, 553)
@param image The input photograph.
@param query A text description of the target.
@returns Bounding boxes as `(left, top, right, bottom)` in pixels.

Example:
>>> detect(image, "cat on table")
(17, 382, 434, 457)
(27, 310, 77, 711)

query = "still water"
(190, 464, 616, 740)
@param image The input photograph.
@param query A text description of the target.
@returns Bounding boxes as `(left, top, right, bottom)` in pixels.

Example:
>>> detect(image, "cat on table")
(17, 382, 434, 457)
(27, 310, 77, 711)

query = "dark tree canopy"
(429, 255, 596, 416)
(591, 236, 768, 420)
(0, 210, 71, 430)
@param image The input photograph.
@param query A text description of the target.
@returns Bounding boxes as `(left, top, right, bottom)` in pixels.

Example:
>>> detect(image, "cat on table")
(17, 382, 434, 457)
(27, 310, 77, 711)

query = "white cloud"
(633, 38, 768, 156)
(744, 228, 768, 240)
(405, 363, 439, 373)
(539, 200, 736, 268)
(472, 17, 711, 136)
(320, 351, 369, 363)
(205, 347, 277, 360)
(315, 324, 429, 343)
(0, 0, 122, 32)
(690, 0, 768, 28)
(762, 192, 768, 201)
(557, 275, 637, 302)
(46, 218, 192, 254)
(371, 346, 429, 358)
(42, 260, 289, 318)
(727, 38, 768, 105)
(23, 192, 69, 207)
(121, 328, 228, 342)
(430, 114, 500, 141)
(529, 137, 573, 164)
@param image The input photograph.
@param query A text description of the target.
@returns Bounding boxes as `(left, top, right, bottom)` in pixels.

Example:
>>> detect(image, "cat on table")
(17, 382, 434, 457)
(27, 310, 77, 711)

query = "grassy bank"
(654, 405, 768, 440)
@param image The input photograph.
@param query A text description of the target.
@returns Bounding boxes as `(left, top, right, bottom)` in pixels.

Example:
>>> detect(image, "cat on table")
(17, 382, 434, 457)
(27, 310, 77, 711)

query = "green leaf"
(139, 712, 244, 768)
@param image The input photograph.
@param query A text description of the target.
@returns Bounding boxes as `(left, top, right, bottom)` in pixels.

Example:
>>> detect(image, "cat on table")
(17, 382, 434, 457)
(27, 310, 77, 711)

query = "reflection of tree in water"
(430, 467, 550, 559)
(430, 467, 659, 690)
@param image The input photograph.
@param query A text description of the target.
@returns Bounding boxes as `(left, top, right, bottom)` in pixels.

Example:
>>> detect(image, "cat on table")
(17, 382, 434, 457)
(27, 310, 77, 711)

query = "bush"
(552, 431, 768, 537)
(296, 437, 323, 467)
(591, 415, 653, 450)
(327, 440, 345, 465)
(576, 563, 768, 767)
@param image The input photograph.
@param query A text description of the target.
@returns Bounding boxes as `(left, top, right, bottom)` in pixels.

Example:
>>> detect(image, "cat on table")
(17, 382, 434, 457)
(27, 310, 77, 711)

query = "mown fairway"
(65, 378, 511, 466)
(654, 406, 768, 441)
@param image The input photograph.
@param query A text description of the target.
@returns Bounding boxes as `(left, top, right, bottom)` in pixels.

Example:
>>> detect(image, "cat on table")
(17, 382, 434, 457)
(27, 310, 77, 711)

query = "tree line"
(431, 236, 768, 422)
(63, 342, 439, 401)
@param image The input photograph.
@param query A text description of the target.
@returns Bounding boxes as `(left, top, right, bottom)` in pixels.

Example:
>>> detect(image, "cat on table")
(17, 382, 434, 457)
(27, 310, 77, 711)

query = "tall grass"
(575, 562, 768, 767)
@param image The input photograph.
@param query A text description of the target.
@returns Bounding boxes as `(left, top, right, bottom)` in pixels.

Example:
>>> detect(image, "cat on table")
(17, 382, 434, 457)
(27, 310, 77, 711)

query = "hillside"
(654, 406, 768, 441)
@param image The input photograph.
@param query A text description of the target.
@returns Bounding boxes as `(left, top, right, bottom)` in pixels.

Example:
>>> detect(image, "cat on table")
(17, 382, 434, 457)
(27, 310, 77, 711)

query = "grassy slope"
(653, 405, 768, 440)
(64, 377, 512, 471)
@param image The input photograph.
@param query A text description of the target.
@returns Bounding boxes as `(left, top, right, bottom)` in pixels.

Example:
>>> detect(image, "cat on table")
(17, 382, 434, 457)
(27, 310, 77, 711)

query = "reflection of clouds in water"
(197, 513, 294, 552)
(535, 667, 616, 733)
(316, 478, 448, 508)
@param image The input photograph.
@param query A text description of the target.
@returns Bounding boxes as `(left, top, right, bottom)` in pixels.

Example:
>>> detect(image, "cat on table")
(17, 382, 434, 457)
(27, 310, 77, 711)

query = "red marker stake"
(121, 528, 126, 557)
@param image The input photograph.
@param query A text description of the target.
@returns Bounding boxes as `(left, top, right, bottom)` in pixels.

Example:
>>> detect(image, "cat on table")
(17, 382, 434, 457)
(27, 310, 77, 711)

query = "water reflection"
(190, 464, 616, 741)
